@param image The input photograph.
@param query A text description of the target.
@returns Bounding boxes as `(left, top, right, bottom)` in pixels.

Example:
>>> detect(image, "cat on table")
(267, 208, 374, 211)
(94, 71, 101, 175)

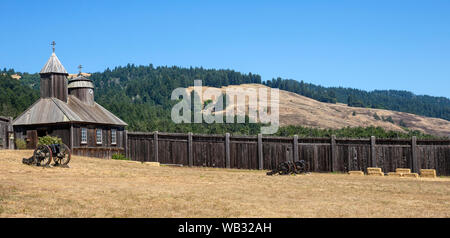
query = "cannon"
(266, 160, 308, 176)
(22, 143, 71, 167)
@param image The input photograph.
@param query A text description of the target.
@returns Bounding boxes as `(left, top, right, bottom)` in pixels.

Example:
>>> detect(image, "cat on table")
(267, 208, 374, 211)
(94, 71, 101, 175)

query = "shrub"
(373, 113, 381, 120)
(15, 139, 27, 149)
(399, 119, 407, 128)
(383, 116, 394, 124)
(38, 135, 62, 146)
(112, 153, 129, 160)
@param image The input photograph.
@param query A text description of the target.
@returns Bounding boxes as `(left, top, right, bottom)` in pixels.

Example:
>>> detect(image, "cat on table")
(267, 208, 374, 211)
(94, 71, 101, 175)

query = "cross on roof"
(51, 41, 56, 53)
(78, 65, 83, 74)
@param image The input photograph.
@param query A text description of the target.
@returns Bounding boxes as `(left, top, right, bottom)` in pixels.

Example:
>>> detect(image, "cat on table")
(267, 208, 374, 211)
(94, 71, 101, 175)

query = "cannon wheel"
(278, 162, 290, 175)
(294, 160, 307, 173)
(33, 145, 52, 166)
(55, 143, 71, 165)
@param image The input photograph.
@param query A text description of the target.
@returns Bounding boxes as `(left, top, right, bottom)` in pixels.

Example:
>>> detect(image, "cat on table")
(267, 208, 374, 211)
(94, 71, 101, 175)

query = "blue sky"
(1, 0, 449, 97)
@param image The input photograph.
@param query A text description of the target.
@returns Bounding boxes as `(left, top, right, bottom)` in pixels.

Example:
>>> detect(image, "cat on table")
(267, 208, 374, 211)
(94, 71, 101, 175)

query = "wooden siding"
(40, 74, 68, 102)
(14, 124, 71, 149)
(72, 147, 124, 159)
(0, 117, 12, 149)
(71, 125, 124, 148)
(13, 123, 125, 158)
(69, 87, 94, 106)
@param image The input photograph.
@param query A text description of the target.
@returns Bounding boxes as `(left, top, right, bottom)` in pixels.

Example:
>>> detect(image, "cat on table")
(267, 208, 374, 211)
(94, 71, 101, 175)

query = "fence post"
(124, 130, 128, 158)
(8, 117, 13, 149)
(146, 135, 151, 162)
(331, 135, 337, 172)
(258, 133, 263, 170)
(411, 136, 418, 173)
(293, 135, 299, 162)
(370, 136, 376, 167)
(188, 132, 193, 166)
(225, 133, 230, 168)
(154, 131, 159, 162)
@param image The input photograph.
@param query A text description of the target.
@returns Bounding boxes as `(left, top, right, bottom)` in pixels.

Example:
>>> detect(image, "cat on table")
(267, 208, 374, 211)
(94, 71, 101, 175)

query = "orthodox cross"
(51, 41, 56, 53)
(78, 65, 83, 74)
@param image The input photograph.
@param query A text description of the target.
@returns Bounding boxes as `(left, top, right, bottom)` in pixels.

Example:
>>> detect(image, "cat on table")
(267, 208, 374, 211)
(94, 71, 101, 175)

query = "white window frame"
(111, 129, 117, 145)
(96, 129, 102, 145)
(81, 128, 87, 144)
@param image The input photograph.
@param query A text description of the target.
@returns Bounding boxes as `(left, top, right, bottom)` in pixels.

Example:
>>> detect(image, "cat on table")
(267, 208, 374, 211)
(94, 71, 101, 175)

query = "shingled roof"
(12, 96, 127, 126)
(40, 53, 68, 74)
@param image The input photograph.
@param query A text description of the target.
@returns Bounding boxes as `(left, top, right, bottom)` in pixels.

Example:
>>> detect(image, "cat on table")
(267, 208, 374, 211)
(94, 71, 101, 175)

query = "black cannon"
(22, 143, 71, 167)
(267, 160, 308, 176)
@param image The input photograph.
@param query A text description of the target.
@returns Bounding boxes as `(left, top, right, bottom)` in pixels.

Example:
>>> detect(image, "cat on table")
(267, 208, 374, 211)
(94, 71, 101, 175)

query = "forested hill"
(1, 65, 449, 138)
(0, 73, 39, 117)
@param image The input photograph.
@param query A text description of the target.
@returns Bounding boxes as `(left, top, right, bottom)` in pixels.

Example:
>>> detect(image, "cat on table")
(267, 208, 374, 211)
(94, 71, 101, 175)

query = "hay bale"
(403, 173, 419, 178)
(367, 167, 382, 173)
(367, 172, 384, 176)
(123, 160, 160, 166)
(395, 168, 411, 174)
(367, 167, 384, 176)
(421, 169, 436, 173)
(387, 172, 402, 177)
(420, 169, 436, 178)
(124, 160, 143, 164)
(421, 174, 436, 178)
(348, 171, 364, 176)
(145, 162, 160, 167)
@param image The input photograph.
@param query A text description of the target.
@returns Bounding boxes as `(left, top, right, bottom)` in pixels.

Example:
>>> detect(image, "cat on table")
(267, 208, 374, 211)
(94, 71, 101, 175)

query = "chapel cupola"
(39, 41, 69, 102)
(68, 65, 95, 106)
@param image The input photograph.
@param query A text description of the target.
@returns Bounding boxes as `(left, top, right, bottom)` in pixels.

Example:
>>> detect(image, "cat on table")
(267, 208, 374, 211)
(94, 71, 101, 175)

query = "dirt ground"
(1, 150, 449, 217)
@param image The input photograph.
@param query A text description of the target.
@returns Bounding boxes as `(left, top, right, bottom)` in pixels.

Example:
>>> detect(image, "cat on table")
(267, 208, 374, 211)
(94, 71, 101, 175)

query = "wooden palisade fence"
(125, 131, 450, 176)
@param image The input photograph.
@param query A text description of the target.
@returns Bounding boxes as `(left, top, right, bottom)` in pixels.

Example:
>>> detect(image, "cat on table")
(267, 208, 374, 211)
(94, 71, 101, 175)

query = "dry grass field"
(1, 150, 449, 218)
